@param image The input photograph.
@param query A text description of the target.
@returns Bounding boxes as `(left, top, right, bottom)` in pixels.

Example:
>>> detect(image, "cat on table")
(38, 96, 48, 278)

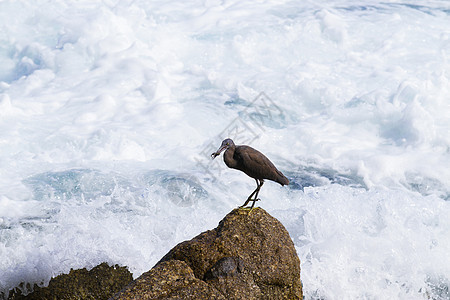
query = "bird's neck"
(223, 146, 238, 168)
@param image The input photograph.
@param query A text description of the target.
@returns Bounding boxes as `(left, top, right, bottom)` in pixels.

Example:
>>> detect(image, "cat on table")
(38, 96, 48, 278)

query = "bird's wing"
(235, 146, 276, 177)
(242, 146, 275, 166)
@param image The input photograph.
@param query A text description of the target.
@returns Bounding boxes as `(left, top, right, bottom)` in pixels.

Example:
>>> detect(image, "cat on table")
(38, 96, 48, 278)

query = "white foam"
(0, 0, 449, 299)
(271, 185, 450, 299)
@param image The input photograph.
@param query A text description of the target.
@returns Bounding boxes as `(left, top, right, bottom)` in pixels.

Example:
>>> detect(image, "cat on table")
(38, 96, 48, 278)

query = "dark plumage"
(211, 138, 289, 208)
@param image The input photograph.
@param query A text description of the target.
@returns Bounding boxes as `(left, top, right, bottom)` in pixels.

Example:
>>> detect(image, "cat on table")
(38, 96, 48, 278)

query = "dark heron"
(211, 138, 289, 208)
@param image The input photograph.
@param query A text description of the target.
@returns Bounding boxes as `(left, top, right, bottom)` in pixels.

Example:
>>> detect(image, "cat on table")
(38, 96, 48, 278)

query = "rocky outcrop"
(8, 208, 302, 300)
(8, 263, 132, 300)
(109, 260, 225, 299)
(113, 208, 303, 299)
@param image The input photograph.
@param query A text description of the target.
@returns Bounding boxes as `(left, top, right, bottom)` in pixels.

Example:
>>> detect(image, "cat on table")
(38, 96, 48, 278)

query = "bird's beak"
(211, 145, 227, 160)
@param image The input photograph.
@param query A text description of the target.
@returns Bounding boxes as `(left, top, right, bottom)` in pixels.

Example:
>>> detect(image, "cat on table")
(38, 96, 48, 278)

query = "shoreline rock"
(8, 263, 132, 300)
(113, 208, 303, 299)
(7, 208, 303, 299)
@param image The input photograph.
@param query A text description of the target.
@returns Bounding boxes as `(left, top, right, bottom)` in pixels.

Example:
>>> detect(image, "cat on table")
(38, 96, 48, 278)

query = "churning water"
(1, 0, 449, 299)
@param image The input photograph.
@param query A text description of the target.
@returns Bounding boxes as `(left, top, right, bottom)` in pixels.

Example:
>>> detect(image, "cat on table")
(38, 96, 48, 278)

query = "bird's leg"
(240, 179, 264, 208)
(254, 180, 264, 200)
(249, 180, 264, 209)
(239, 179, 259, 208)
(240, 184, 258, 208)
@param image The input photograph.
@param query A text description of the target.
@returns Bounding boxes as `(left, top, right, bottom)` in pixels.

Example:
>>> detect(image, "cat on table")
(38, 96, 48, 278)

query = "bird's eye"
(226, 143, 229, 145)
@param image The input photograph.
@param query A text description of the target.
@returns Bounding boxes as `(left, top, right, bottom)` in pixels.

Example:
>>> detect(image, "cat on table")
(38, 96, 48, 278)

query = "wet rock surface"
(113, 208, 303, 299)
(8, 263, 132, 300)
(110, 260, 225, 300)
(7, 208, 302, 300)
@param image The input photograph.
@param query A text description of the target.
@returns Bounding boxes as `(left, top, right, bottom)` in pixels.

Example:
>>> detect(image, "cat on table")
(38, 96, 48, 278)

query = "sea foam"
(1, 0, 449, 299)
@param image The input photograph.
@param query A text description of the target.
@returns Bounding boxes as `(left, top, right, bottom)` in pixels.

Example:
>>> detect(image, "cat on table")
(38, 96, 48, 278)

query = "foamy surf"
(1, 0, 449, 299)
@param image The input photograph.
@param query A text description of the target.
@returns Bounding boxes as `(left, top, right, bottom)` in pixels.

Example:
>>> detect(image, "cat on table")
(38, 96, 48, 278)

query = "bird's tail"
(276, 170, 289, 186)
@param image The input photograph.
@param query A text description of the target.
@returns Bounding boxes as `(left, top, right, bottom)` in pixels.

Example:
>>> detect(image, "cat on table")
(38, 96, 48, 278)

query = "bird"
(211, 138, 289, 208)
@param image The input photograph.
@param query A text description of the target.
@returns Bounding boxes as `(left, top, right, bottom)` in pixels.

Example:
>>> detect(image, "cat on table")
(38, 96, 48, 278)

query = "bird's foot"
(239, 198, 261, 210)
(239, 206, 252, 211)
(238, 206, 258, 215)
(248, 206, 259, 214)
(248, 198, 260, 210)
(239, 202, 255, 209)
(238, 203, 249, 209)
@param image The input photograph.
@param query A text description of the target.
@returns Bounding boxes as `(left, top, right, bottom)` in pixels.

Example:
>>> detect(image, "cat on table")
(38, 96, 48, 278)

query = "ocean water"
(0, 0, 449, 299)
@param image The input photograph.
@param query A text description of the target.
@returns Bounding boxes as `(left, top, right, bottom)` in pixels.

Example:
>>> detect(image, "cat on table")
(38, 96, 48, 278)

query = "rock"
(110, 260, 225, 300)
(203, 256, 261, 299)
(113, 208, 303, 299)
(8, 263, 132, 300)
(8, 208, 302, 299)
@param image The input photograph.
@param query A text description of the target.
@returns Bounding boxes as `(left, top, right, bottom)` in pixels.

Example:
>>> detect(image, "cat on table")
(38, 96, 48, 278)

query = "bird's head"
(211, 138, 234, 159)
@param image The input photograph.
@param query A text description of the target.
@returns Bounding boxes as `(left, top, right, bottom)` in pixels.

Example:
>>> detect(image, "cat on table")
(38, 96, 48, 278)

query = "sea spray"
(1, 1, 449, 299)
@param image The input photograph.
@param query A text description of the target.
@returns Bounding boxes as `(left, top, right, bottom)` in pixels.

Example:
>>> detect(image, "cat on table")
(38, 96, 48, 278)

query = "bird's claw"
(239, 206, 252, 210)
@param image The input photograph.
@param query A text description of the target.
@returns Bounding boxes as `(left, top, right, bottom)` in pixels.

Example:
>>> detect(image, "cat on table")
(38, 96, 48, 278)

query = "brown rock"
(203, 256, 261, 299)
(9, 263, 132, 300)
(110, 260, 225, 300)
(113, 208, 302, 299)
